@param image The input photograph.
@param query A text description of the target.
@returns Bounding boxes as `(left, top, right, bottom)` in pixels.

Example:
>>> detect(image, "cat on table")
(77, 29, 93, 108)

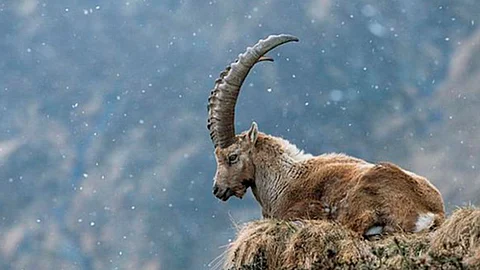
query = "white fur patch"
(358, 163, 375, 169)
(414, 212, 435, 232)
(365, 225, 384, 236)
(278, 138, 313, 162)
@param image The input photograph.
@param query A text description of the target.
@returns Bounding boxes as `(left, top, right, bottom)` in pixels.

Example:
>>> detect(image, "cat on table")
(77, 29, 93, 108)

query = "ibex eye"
(228, 154, 238, 163)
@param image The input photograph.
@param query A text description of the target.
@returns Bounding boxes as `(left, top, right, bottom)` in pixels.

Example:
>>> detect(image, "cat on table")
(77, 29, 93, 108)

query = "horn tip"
(267, 34, 299, 43)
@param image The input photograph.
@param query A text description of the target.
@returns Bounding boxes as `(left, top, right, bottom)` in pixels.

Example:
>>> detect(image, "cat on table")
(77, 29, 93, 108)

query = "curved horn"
(207, 34, 299, 148)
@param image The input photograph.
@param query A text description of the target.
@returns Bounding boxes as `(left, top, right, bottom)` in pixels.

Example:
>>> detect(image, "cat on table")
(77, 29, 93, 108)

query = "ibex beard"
(207, 34, 445, 237)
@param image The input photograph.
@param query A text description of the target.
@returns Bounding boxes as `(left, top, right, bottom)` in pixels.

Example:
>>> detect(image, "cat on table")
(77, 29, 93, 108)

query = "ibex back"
(207, 34, 445, 236)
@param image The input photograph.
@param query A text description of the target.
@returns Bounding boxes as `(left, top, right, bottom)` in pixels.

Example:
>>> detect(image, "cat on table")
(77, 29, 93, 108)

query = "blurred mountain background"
(0, 0, 479, 269)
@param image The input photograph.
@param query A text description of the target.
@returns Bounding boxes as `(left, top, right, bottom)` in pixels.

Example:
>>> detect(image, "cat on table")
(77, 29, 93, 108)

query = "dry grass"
(223, 207, 480, 269)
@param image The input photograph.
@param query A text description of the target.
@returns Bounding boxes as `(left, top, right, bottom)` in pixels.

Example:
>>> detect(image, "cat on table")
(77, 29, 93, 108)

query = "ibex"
(207, 34, 445, 236)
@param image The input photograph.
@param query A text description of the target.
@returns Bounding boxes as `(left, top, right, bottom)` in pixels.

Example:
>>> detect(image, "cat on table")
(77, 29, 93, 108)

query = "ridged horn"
(207, 34, 299, 148)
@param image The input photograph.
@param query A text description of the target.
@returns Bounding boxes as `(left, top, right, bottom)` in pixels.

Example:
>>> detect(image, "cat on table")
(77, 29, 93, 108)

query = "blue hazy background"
(1, 0, 479, 269)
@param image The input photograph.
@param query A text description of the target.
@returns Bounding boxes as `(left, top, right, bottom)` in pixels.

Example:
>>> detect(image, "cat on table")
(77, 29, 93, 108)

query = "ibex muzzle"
(207, 34, 445, 236)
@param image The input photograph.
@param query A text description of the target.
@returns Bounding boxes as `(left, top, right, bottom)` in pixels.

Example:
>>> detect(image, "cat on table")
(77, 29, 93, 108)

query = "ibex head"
(207, 34, 299, 201)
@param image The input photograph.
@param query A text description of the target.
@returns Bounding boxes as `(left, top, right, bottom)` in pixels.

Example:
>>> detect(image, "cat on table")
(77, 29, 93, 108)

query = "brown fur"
(213, 127, 445, 236)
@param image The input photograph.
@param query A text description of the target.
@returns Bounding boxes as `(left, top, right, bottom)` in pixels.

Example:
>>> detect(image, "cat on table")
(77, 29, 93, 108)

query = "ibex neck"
(251, 135, 311, 217)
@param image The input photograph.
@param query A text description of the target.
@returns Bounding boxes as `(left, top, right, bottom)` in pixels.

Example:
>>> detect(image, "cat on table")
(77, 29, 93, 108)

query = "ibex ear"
(247, 122, 258, 144)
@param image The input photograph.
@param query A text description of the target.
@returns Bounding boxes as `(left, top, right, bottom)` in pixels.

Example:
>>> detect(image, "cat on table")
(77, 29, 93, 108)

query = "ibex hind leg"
(336, 196, 382, 236)
(360, 163, 439, 233)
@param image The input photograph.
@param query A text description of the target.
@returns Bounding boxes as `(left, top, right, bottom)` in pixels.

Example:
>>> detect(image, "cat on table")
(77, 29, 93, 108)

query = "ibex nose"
(213, 185, 234, 201)
(213, 185, 219, 195)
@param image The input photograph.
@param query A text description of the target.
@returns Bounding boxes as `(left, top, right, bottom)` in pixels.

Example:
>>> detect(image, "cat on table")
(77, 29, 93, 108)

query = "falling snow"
(2, 1, 479, 270)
